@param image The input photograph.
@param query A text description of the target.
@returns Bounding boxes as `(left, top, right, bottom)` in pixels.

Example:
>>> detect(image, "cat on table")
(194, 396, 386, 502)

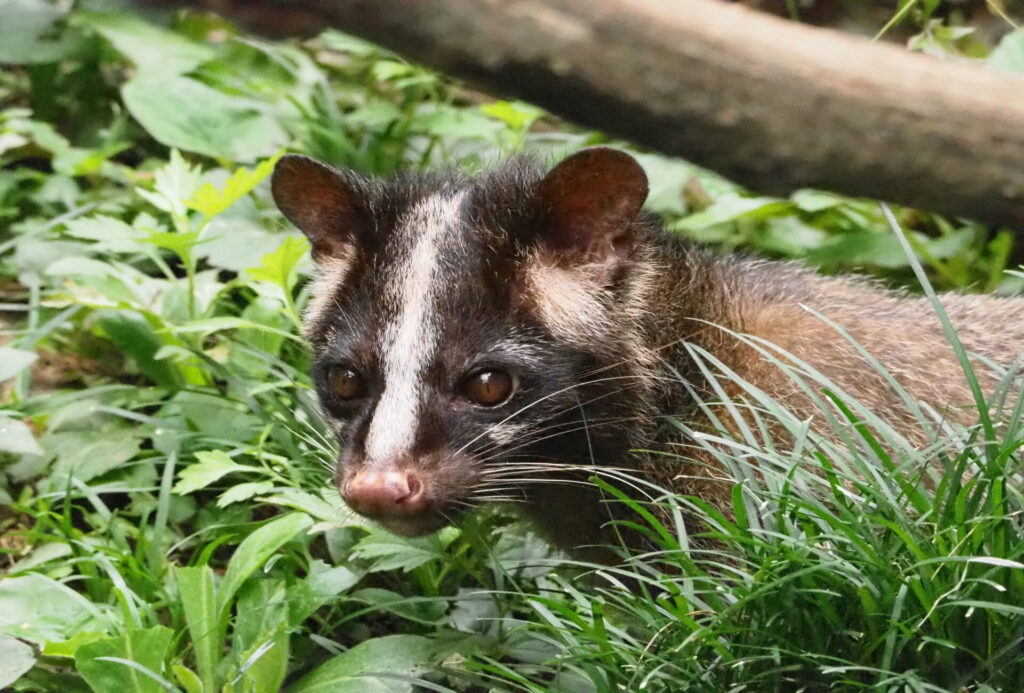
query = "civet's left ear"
(532, 147, 649, 282)
(271, 154, 368, 262)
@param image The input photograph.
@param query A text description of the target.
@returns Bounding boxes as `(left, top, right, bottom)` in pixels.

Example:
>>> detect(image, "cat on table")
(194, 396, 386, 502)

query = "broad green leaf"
(287, 635, 438, 693)
(41, 427, 143, 488)
(217, 512, 313, 619)
(174, 567, 218, 693)
(990, 28, 1024, 74)
(0, 347, 37, 382)
(174, 450, 252, 495)
(122, 76, 287, 162)
(0, 0, 79, 64)
(0, 574, 111, 644)
(0, 634, 35, 688)
(75, 626, 173, 693)
(185, 153, 282, 218)
(246, 235, 311, 292)
(77, 11, 214, 75)
(0, 417, 43, 455)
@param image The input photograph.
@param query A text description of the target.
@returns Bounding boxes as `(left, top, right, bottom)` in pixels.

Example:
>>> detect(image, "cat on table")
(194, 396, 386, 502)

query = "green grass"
(2, 2, 1024, 692)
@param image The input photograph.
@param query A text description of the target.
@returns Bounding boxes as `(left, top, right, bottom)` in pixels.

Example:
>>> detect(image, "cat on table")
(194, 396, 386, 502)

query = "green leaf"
(216, 512, 313, 620)
(0, 0, 79, 64)
(233, 580, 290, 693)
(246, 235, 311, 292)
(185, 153, 282, 218)
(288, 561, 361, 626)
(0, 634, 35, 688)
(287, 635, 438, 693)
(174, 567, 218, 693)
(41, 632, 106, 659)
(0, 347, 37, 382)
(138, 150, 204, 220)
(989, 28, 1024, 74)
(97, 311, 184, 389)
(0, 417, 43, 455)
(672, 194, 791, 231)
(353, 527, 459, 573)
(63, 215, 148, 253)
(171, 664, 203, 693)
(77, 11, 215, 75)
(122, 76, 287, 162)
(0, 574, 111, 644)
(174, 450, 252, 495)
(349, 588, 447, 626)
(75, 626, 173, 693)
(217, 481, 275, 507)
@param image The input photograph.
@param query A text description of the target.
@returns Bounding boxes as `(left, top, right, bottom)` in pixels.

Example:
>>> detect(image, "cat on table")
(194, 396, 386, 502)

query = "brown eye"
(462, 369, 514, 407)
(328, 366, 366, 400)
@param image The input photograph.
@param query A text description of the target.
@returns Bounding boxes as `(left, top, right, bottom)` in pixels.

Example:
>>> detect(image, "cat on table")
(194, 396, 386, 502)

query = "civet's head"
(272, 148, 656, 537)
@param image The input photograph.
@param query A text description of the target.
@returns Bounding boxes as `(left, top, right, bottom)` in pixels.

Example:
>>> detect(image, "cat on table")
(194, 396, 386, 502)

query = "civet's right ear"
(271, 155, 367, 261)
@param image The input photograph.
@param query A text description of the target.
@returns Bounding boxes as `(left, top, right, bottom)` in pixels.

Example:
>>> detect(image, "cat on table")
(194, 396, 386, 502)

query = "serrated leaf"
(246, 235, 310, 291)
(185, 153, 282, 218)
(0, 347, 37, 382)
(353, 527, 459, 573)
(174, 451, 252, 495)
(143, 150, 204, 220)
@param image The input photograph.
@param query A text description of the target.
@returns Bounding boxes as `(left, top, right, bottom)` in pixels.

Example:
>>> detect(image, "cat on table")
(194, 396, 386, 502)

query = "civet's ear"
(271, 155, 367, 261)
(533, 147, 648, 280)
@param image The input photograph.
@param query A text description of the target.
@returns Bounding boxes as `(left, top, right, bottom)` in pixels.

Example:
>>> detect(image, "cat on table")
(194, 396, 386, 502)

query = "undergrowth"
(2, 2, 1023, 691)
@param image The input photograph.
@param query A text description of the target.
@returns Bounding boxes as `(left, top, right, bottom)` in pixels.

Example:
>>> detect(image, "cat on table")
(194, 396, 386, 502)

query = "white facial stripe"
(303, 252, 353, 337)
(364, 190, 466, 463)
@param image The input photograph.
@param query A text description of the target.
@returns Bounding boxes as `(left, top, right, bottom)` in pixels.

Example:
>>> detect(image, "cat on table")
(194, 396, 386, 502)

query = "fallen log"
(139, 0, 1024, 229)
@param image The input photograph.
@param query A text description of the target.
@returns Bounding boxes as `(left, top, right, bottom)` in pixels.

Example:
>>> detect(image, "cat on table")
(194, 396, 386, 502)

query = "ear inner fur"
(533, 147, 649, 281)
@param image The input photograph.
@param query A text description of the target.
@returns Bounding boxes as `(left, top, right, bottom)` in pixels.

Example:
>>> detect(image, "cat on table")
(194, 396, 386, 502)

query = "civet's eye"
(461, 369, 514, 407)
(327, 365, 366, 400)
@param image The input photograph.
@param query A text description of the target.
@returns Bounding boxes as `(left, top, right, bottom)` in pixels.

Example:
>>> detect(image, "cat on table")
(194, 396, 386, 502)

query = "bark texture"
(138, 0, 1024, 229)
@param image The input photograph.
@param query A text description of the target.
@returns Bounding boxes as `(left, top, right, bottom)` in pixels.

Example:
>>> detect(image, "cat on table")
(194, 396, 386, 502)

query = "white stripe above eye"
(364, 189, 466, 463)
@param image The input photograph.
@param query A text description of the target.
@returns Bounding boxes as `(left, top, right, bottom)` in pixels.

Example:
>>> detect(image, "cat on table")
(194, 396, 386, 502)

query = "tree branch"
(140, 0, 1024, 229)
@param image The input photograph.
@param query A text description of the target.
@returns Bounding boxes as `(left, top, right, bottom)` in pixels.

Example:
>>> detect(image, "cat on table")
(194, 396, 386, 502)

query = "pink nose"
(342, 470, 427, 517)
